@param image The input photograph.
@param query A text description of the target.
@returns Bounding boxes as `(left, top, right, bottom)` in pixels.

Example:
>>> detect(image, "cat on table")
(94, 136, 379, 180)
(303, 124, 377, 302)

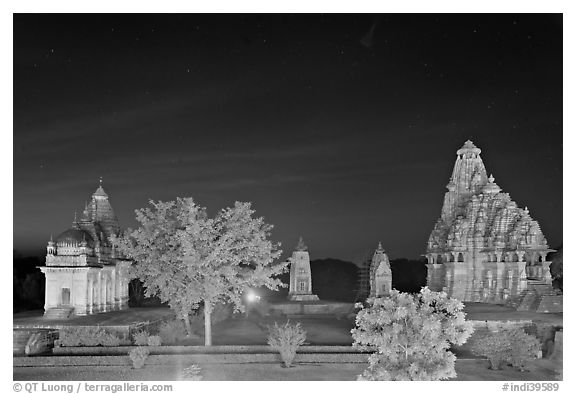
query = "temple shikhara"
(40, 181, 130, 318)
(369, 242, 392, 297)
(425, 140, 559, 310)
(287, 237, 319, 301)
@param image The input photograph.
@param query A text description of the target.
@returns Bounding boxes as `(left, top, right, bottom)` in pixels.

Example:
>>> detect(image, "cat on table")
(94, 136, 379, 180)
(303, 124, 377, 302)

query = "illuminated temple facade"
(288, 237, 319, 301)
(425, 140, 556, 306)
(40, 182, 130, 318)
(369, 242, 392, 297)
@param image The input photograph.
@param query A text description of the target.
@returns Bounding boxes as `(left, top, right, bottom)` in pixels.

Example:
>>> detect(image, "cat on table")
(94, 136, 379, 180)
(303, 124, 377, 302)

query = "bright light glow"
(246, 291, 260, 303)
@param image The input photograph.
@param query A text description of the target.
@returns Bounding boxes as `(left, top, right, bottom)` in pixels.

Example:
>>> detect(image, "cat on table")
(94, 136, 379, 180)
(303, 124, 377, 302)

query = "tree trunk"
(204, 304, 213, 346)
(183, 314, 193, 337)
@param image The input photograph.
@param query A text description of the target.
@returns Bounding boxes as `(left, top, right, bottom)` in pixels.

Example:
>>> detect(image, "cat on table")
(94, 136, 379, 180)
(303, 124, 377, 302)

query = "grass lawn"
(14, 358, 561, 381)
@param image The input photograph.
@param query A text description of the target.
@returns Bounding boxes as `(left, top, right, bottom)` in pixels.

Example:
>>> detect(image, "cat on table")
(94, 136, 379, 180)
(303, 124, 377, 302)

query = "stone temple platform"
(267, 300, 355, 317)
(13, 307, 174, 337)
(13, 307, 175, 355)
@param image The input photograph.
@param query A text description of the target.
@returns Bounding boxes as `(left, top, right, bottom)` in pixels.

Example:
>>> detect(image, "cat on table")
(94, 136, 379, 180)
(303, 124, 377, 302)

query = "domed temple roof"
(56, 227, 95, 247)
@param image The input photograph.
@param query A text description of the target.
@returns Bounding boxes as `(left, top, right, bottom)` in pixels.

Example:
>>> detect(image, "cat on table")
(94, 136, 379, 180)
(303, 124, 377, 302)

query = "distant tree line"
(263, 257, 428, 302)
(549, 246, 563, 292)
(13, 250, 44, 313)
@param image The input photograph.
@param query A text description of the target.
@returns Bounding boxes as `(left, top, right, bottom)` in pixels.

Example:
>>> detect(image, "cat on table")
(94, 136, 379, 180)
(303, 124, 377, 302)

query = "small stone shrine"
(369, 242, 392, 297)
(40, 180, 131, 318)
(287, 237, 319, 301)
(425, 140, 558, 310)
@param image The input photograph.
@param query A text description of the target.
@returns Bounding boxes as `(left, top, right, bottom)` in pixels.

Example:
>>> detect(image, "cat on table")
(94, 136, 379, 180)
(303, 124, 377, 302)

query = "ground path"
(13, 359, 560, 381)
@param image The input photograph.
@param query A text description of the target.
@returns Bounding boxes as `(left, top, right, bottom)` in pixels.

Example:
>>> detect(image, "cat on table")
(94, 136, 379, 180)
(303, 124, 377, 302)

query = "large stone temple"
(287, 237, 319, 301)
(369, 242, 392, 297)
(425, 140, 559, 309)
(40, 181, 130, 318)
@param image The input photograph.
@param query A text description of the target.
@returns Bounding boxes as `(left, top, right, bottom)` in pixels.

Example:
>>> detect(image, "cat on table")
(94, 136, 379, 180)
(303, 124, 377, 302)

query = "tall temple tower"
(39, 181, 131, 318)
(287, 237, 319, 301)
(369, 242, 392, 297)
(425, 140, 558, 308)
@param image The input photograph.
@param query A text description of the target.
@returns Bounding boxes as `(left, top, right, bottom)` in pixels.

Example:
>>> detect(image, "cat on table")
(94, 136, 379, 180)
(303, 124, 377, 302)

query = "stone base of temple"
(506, 281, 563, 313)
(287, 293, 320, 302)
(426, 262, 531, 304)
(269, 300, 353, 316)
(43, 307, 75, 320)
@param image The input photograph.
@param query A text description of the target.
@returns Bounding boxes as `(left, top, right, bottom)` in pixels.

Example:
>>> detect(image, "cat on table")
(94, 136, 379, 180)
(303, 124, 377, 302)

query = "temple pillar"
(87, 276, 93, 314)
(73, 270, 88, 315)
(100, 272, 106, 312)
(495, 251, 503, 263)
(110, 269, 117, 310)
(539, 251, 548, 263)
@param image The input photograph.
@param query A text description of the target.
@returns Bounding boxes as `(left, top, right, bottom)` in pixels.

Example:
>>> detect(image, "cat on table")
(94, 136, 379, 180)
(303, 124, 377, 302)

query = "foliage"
(309, 259, 359, 301)
(267, 321, 307, 367)
(507, 329, 541, 371)
(471, 331, 513, 370)
(158, 320, 188, 345)
(351, 287, 474, 381)
(13, 252, 45, 312)
(132, 331, 149, 346)
(58, 327, 122, 347)
(129, 347, 150, 369)
(181, 364, 203, 380)
(112, 198, 288, 345)
(147, 335, 162, 346)
(472, 328, 541, 371)
(550, 247, 563, 292)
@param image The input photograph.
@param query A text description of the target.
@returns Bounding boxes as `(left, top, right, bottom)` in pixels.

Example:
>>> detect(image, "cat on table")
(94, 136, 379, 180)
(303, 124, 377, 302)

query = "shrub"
(129, 347, 150, 369)
(147, 335, 162, 347)
(181, 364, 203, 380)
(351, 287, 474, 381)
(471, 328, 541, 371)
(507, 329, 541, 371)
(132, 331, 149, 346)
(471, 332, 513, 370)
(158, 320, 188, 345)
(267, 321, 307, 367)
(58, 327, 121, 347)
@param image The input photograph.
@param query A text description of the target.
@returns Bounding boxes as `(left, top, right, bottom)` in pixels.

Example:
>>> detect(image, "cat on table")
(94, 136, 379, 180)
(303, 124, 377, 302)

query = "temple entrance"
(61, 288, 70, 306)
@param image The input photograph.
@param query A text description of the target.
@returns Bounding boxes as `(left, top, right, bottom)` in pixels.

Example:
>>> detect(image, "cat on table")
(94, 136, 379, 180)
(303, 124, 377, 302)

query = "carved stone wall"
(425, 141, 554, 304)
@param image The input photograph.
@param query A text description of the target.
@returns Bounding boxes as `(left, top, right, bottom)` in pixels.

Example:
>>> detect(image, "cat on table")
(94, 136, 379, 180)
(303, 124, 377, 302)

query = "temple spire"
(295, 236, 307, 251)
(72, 211, 80, 228)
(93, 177, 109, 199)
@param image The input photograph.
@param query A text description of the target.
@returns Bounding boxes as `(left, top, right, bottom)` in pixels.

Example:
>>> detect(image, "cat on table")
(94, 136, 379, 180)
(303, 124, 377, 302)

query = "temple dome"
(56, 228, 95, 247)
(456, 139, 481, 156)
(93, 185, 109, 199)
(482, 174, 501, 194)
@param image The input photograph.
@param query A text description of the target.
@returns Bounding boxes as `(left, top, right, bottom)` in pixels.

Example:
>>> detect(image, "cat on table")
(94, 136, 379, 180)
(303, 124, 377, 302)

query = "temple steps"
(506, 283, 562, 313)
(43, 307, 75, 320)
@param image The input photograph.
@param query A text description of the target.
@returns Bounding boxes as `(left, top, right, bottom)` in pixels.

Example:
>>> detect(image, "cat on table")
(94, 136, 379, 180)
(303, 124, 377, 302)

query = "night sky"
(13, 14, 563, 262)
